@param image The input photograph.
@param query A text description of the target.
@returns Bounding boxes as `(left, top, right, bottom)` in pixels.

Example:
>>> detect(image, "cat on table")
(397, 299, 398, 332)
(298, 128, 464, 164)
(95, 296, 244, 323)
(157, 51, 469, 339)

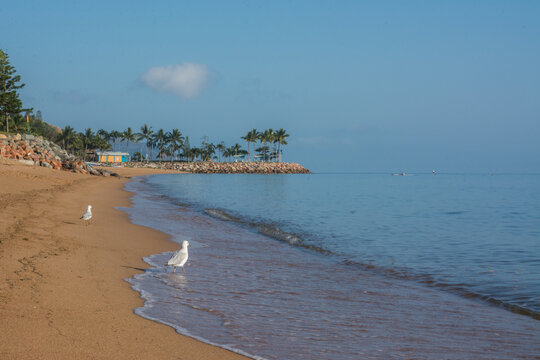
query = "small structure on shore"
(97, 151, 130, 163)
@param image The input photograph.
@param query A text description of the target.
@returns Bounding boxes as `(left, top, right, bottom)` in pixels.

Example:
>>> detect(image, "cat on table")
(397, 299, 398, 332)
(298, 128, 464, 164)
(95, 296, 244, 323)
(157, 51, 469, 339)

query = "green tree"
(136, 124, 154, 161)
(229, 143, 247, 161)
(57, 125, 76, 151)
(132, 152, 142, 162)
(216, 141, 226, 162)
(152, 129, 166, 161)
(258, 129, 275, 161)
(10, 113, 26, 132)
(241, 128, 259, 161)
(121, 127, 137, 154)
(28, 112, 61, 141)
(167, 128, 184, 161)
(97, 129, 114, 152)
(94, 132, 112, 153)
(181, 136, 193, 161)
(0, 49, 26, 133)
(82, 128, 94, 161)
(97, 129, 110, 144)
(109, 130, 121, 151)
(273, 128, 289, 162)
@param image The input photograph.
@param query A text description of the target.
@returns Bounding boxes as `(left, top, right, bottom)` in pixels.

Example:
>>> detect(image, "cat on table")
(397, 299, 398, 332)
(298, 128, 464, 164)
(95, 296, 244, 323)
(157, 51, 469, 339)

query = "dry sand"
(0, 159, 248, 359)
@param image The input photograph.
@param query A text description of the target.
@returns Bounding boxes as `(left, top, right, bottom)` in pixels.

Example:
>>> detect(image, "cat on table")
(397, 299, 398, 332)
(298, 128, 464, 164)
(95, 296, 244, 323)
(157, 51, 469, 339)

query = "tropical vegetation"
(0, 48, 292, 163)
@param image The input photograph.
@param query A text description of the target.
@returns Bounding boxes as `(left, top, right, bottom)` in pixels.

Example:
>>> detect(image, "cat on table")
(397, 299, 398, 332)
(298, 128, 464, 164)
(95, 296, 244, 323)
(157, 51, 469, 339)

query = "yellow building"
(97, 151, 130, 163)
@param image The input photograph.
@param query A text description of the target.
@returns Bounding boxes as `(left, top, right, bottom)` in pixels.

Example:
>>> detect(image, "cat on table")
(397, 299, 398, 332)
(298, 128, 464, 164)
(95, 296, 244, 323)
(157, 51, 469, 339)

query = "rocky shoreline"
(0, 133, 310, 175)
(0, 133, 118, 177)
(122, 161, 311, 174)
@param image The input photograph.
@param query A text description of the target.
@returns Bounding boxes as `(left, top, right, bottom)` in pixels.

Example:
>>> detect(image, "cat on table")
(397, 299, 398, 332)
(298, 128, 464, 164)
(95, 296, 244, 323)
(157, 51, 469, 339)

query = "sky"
(1, 0, 539, 173)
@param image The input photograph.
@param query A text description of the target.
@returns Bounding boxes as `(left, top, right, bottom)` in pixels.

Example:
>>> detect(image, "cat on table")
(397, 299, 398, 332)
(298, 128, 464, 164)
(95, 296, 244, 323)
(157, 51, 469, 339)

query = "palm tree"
(121, 127, 137, 154)
(223, 146, 233, 161)
(136, 124, 154, 161)
(229, 143, 247, 162)
(97, 129, 111, 150)
(167, 128, 185, 161)
(158, 144, 170, 161)
(259, 128, 275, 161)
(216, 141, 226, 162)
(181, 136, 191, 161)
(109, 130, 121, 151)
(94, 133, 112, 153)
(82, 128, 94, 161)
(191, 147, 202, 161)
(273, 128, 289, 162)
(201, 141, 215, 161)
(152, 129, 166, 161)
(241, 128, 259, 161)
(57, 125, 76, 152)
(164, 143, 176, 162)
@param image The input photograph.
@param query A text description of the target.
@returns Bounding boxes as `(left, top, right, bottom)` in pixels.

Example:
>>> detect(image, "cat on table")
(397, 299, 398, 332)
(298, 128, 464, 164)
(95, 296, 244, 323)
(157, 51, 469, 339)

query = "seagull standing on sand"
(81, 205, 92, 224)
(167, 240, 190, 274)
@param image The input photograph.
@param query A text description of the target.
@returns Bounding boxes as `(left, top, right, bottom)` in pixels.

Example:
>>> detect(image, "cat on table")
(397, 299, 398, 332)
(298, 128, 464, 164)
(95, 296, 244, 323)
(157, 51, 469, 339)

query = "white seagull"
(80, 205, 92, 224)
(167, 240, 190, 274)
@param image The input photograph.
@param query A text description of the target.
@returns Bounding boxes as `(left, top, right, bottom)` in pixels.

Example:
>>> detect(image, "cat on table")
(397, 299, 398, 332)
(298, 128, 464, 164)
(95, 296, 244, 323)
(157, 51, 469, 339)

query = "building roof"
(96, 151, 130, 156)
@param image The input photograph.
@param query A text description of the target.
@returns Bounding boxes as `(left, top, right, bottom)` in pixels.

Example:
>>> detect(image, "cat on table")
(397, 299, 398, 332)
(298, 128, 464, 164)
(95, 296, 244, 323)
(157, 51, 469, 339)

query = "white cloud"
(141, 63, 209, 98)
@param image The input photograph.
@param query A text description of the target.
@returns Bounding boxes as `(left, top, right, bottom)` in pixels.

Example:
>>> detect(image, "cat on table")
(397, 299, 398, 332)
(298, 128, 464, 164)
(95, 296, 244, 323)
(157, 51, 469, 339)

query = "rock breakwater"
(0, 133, 117, 176)
(123, 161, 311, 174)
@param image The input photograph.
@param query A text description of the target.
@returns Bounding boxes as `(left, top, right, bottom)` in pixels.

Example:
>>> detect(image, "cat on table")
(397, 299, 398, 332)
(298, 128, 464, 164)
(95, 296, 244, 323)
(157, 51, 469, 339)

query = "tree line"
(57, 125, 290, 163)
(1, 48, 291, 163)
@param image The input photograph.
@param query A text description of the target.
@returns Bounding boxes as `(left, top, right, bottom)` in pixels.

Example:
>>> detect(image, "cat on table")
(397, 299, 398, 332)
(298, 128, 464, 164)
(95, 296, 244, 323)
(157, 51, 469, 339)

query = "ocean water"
(123, 173, 540, 359)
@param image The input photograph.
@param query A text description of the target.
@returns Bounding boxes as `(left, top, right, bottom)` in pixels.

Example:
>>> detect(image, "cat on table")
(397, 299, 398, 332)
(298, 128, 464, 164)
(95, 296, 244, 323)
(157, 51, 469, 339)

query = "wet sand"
(0, 159, 248, 359)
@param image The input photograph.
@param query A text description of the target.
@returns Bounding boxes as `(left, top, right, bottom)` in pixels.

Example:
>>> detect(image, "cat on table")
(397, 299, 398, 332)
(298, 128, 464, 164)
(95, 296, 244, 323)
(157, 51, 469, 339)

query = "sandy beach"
(0, 159, 248, 359)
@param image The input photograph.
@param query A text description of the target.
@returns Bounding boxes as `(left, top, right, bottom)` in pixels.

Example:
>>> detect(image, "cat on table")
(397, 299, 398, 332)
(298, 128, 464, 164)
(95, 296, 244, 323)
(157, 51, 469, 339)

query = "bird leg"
(182, 266, 186, 274)
(173, 266, 176, 273)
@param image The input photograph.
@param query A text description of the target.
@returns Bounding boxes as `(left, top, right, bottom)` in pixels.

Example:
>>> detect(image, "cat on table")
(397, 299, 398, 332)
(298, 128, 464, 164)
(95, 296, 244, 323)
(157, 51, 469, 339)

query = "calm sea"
(123, 173, 540, 359)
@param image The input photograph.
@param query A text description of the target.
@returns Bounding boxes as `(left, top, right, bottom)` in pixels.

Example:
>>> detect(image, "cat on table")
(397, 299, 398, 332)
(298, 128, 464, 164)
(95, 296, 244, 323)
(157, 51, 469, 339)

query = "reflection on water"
(124, 177, 540, 360)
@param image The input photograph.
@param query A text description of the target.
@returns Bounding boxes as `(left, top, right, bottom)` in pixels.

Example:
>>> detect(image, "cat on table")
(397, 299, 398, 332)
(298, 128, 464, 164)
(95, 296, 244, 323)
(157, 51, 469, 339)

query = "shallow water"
(124, 173, 540, 359)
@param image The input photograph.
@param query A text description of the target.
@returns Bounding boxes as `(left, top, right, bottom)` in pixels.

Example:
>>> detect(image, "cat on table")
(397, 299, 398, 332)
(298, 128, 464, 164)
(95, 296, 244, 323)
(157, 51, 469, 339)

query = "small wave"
(204, 208, 243, 222)
(204, 208, 332, 255)
(257, 224, 302, 245)
(257, 224, 331, 255)
(443, 211, 467, 215)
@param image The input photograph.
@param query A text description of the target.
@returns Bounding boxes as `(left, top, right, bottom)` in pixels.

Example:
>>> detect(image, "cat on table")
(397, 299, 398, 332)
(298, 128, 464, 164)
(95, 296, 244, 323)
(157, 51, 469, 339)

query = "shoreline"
(0, 158, 249, 359)
(118, 172, 540, 359)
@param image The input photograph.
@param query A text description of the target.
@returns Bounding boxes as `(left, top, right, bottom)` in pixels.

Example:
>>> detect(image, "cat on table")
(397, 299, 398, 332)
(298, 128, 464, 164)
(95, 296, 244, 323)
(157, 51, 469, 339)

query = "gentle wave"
(203, 208, 540, 320)
(138, 175, 540, 320)
(124, 175, 540, 359)
(204, 208, 331, 254)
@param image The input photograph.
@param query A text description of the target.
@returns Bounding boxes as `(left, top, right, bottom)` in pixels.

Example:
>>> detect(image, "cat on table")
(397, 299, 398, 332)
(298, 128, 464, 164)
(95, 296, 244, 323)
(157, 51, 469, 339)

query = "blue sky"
(2, 0, 539, 172)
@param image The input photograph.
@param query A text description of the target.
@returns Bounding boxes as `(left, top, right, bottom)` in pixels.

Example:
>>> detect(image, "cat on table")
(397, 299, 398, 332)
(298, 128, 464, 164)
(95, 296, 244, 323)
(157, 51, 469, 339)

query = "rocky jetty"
(0, 133, 117, 177)
(123, 161, 311, 174)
